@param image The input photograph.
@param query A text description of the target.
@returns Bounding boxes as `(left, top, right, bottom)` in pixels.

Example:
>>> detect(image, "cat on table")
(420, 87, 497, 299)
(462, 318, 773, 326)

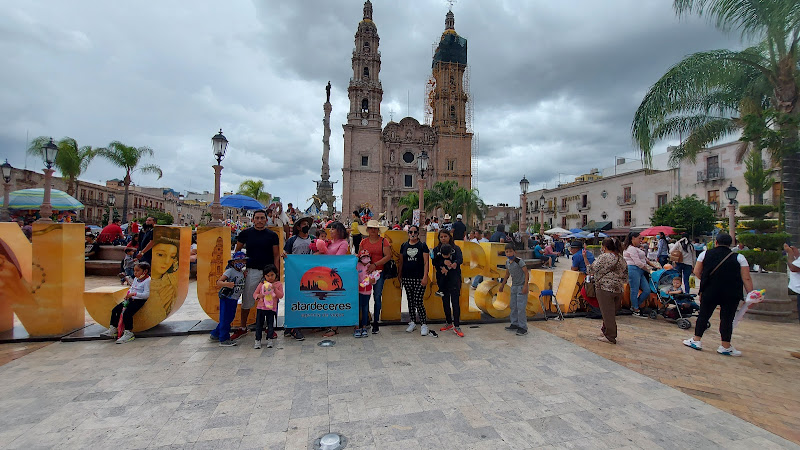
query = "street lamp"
(417, 150, 429, 228)
(177, 201, 183, 225)
(519, 175, 529, 246)
(107, 193, 115, 225)
(1, 159, 12, 222)
(539, 193, 546, 234)
(724, 182, 739, 243)
(210, 129, 228, 227)
(37, 138, 59, 223)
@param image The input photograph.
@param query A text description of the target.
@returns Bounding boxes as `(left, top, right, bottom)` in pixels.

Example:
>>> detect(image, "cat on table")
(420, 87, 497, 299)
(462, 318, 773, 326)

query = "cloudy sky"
(0, 1, 744, 207)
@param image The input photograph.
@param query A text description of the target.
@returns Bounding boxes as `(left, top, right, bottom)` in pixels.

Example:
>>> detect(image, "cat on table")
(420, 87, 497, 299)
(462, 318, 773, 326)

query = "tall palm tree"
(632, 0, 800, 243)
(453, 187, 487, 226)
(26, 136, 96, 196)
(424, 180, 460, 217)
(397, 192, 420, 223)
(236, 179, 271, 205)
(95, 141, 162, 223)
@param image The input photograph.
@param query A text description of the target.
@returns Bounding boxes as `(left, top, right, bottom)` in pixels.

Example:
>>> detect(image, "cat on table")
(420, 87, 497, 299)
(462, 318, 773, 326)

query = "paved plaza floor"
(1, 320, 798, 449)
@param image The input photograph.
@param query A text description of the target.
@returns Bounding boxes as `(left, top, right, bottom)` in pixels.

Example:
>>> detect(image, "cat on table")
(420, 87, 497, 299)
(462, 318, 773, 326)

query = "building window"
(707, 190, 720, 205)
(581, 194, 588, 208)
(402, 151, 414, 163)
(363, 67, 369, 78)
(624, 210, 632, 227)
(561, 217, 567, 227)
(561, 198, 567, 208)
(772, 181, 782, 206)
(657, 193, 668, 208)
(361, 98, 369, 113)
(447, 160, 455, 171)
(450, 105, 456, 120)
(80, 189, 86, 200)
(582, 215, 588, 227)
(706, 155, 719, 178)
(623, 186, 632, 203)
(404, 175, 413, 187)
(361, 156, 369, 167)
(363, 42, 370, 53)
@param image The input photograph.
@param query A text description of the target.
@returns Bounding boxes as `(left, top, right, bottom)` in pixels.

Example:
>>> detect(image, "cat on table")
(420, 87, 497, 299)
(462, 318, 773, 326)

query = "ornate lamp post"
(210, 129, 228, 227)
(417, 150, 429, 228)
(519, 175, 529, 247)
(724, 182, 739, 244)
(37, 138, 59, 223)
(177, 201, 183, 225)
(1, 159, 12, 222)
(107, 193, 116, 224)
(539, 193, 546, 235)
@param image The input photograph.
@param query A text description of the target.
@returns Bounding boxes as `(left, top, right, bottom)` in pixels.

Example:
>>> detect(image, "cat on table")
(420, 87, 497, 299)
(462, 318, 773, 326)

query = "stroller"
(647, 269, 703, 330)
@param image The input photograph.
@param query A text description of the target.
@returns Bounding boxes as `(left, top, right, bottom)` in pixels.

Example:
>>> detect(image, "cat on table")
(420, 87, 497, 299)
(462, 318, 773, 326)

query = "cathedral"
(341, 1, 474, 222)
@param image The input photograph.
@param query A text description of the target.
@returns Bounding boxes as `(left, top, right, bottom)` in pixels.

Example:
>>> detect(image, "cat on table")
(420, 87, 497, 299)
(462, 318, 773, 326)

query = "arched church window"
(450, 105, 456, 120)
(363, 67, 369, 79)
(363, 42, 370, 53)
(361, 98, 369, 112)
(449, 75, 455, 86)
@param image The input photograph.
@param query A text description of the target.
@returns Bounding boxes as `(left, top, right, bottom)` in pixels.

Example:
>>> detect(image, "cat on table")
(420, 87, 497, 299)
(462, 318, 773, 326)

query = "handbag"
(585, 255, 620, 298)
(381, 238, 398, 279)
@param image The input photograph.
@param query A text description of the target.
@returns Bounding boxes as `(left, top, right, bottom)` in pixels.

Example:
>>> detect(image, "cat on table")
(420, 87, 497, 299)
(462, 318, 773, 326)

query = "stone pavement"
(1, 322, 798, 449)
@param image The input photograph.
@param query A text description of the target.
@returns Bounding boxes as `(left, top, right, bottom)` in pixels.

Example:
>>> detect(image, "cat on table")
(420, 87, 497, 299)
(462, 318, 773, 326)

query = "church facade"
(341, 1, 473, 222)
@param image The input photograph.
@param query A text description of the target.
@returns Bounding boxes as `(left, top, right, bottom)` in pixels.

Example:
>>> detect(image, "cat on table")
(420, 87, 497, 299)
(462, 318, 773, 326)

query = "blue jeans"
(627, 265, 650, 310)
(358, 293, 370, 328)
(676, 262, 693, 294)
(509, 285, 528, 330)
(211, 296, 238, 342)
(371, 271, 387, 327)
(472, 275, 484, 289)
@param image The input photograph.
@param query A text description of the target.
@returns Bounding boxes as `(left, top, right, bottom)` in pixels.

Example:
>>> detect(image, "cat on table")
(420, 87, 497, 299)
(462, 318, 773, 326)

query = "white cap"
(456, 214, 462, 219)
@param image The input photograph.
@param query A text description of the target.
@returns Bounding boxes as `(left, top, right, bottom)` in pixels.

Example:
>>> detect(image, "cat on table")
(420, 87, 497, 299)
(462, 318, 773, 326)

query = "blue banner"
(283, 255, 358, 328)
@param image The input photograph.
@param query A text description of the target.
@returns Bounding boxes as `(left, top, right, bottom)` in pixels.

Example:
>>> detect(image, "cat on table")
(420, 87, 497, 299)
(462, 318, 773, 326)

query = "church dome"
(432, 11, 467, 67)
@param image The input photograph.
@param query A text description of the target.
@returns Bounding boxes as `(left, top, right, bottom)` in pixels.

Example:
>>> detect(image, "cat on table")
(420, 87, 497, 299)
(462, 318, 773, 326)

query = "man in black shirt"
(452, 214, 467, 240)
(136, 217, 156, 264)
(232, 210, 280, 341)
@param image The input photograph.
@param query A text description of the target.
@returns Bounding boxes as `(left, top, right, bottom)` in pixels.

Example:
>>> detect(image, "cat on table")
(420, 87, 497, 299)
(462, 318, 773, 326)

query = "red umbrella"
(640, 225, 675, 237)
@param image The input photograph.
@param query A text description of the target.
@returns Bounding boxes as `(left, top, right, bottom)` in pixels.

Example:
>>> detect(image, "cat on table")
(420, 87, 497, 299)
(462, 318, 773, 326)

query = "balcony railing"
(697, 167, 725, 182)
(617, 194, 636, 206)
(617, 218, 637, 227)
(577, 201, 591, 211)
(558, 205, 569, 213)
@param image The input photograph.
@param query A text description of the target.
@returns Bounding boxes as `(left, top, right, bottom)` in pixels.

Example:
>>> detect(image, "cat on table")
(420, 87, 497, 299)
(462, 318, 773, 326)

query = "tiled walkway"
(1, 322, 797, 449)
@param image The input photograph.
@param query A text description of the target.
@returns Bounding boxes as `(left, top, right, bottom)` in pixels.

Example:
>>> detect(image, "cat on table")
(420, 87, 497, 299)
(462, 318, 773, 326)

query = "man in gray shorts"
(231, 210, 280, 341)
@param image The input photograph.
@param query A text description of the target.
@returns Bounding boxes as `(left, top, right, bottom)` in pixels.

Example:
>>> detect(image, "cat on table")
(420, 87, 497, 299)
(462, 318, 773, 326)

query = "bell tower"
(342, 0, 384, 217)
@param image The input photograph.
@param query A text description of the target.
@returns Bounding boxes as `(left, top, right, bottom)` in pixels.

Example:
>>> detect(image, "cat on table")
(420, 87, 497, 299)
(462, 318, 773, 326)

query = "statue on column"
(326, 81, 331, 103)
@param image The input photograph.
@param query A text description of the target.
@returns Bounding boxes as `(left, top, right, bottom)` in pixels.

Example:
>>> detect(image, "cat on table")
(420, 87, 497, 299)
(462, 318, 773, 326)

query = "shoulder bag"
(381, 237, 398, 279)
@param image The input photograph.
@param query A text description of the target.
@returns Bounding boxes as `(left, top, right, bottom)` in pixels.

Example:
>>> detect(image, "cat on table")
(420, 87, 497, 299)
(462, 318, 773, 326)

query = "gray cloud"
(0, 0, 742, 209)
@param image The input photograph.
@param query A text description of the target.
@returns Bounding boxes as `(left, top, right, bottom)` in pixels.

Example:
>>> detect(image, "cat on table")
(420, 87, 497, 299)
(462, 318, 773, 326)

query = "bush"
(739, 205, 774, 219)
(736, 232, 790, 251)
(739, 250, 783, 271)
(739, 219, 778, 233)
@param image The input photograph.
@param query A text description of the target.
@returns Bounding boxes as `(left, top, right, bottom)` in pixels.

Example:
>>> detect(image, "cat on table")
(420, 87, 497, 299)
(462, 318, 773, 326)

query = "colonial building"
(480, 204, 520, 233)
(341, 1, 474, 221)
(522, 141, 781, 235)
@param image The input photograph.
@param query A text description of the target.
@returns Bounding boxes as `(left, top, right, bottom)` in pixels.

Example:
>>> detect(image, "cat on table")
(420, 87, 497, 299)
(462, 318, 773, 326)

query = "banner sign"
(283, 255, 358, 328)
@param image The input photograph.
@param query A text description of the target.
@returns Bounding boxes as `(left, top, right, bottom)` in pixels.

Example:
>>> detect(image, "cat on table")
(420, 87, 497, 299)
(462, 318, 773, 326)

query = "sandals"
(322, 327, 339, 337)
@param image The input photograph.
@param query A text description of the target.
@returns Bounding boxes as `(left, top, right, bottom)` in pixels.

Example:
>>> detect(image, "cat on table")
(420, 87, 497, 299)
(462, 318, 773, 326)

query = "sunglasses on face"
(408, 231, 418, 235)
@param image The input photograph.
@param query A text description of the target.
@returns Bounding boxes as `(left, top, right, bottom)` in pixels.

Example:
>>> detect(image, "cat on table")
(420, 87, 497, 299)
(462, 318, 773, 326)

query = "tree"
(651, 195, 716, 236)
(27, 136, 96, 196)
(743, 149, 775, 204)
(236, 179, 271, 205)
(424, 180, 460, 217)
(632, 0, 800, 244)
(397, 192, 420, 223)
(452, 187, 487, 226)
(96, 141, 162, 223)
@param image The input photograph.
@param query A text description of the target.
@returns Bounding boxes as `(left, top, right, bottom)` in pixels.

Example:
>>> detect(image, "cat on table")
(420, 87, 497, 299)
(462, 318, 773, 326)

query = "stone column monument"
(315, 81, 337, 216)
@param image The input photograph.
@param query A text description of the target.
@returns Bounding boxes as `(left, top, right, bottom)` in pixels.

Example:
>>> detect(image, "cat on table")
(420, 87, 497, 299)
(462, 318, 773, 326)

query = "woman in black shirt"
(398, 225, 431, 336)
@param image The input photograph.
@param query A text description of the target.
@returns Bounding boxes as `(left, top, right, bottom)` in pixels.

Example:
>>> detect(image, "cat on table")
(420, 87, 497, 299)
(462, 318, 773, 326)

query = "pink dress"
(325, 239, 349, 255)
(254, 281, 284, 311)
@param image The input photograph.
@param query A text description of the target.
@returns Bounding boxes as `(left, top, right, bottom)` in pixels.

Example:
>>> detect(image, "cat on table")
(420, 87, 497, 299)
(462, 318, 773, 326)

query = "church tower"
(429, 9, 472, 190)
(342, 0, 384, 217)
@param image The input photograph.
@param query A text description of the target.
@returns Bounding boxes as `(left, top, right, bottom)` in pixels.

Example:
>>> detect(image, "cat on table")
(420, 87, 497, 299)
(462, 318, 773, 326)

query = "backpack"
(669, 246, 684, 263)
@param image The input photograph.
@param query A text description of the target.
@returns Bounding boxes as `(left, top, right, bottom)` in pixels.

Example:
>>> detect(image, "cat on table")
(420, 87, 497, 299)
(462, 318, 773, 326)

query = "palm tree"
(397, 192, 420, 223)
(452, 187, 487, 226)
(236, 179, 271, 205)
(632, 0, 800, 243)
(95, 141, 162, 223)
(27, 136, 96, 197)
(424, 180, 460, 217)
(743, 149, 776, 204)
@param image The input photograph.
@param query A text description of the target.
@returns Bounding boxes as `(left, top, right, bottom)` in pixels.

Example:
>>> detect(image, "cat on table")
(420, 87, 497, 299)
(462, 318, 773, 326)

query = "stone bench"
(85, 260, 122, 276)
(97, 245, 128, 261)
(522, 259, 544, 270)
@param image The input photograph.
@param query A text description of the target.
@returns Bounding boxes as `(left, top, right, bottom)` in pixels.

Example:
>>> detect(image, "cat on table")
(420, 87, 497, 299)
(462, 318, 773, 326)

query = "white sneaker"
(254, 340, 261, 349)
(406, 321, 416, 333)
(266, 339, 273, 348)
(683, 338, 702, 350)
(115, 330, 134, 344)
(717, 345, 742, 357)
(420, 324, 429, 336)
(100, 326, 117, 338)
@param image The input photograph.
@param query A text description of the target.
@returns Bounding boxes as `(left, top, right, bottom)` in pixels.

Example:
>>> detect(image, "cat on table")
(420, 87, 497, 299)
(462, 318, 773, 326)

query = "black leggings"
(255, 309, 277, 341)
(110, 298, 147, 330)
(694, 294, 738, 342)
(352, 234, 362, 253)
(442, 286, 461, 327)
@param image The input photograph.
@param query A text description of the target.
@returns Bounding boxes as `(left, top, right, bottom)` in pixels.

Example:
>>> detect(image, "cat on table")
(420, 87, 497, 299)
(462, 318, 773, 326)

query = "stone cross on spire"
(363, 0, 373, 20)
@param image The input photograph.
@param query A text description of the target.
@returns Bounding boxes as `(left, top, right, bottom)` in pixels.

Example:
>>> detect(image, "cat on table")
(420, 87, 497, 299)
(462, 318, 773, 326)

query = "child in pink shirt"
(356, 249, 380, 338)
(253, 264, 283, 349)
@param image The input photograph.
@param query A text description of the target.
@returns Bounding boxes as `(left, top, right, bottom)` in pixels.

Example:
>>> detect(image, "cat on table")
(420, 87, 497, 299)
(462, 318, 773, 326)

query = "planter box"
(747, 272, 797, 322)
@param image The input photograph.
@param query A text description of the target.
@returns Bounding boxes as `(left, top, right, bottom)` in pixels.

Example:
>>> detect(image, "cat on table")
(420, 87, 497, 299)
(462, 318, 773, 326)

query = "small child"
(433, 244, 464, 336)
(498, 244, 530, 336)
(100, 262, 151, 343)
(210, 252, 248, 347)
(666, 276, 693, 301)
(253, 264, 284, 349)
(118, 247, 136, 285)
(355, 249, 377, 338)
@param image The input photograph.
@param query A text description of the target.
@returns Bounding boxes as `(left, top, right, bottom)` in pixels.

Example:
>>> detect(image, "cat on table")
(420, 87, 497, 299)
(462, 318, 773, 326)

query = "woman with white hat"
(357, 219, 391, 334)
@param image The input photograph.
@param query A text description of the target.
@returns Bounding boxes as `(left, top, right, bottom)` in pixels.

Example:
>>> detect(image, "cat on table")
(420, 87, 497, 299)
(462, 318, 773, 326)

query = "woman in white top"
(623, 231, 660, 317)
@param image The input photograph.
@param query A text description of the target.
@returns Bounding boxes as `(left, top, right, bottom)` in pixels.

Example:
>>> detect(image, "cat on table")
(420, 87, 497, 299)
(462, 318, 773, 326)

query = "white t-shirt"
(788, 256, 800, 294)
(697, 250, 748, 267)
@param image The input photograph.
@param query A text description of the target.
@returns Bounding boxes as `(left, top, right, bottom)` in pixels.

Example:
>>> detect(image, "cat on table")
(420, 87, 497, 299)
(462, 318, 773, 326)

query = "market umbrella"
(219, 194, 264, 210)
(582, 220, 613, 232)
(640, 225, 675, 237)
(544, 227, 570, 235)
(1, 188, 84, 211)
(569, 228, 584, 234)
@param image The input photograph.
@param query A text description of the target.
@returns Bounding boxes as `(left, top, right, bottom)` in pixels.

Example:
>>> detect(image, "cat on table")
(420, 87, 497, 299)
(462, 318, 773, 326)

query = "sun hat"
(444, 214, 452, 220)
(357, 219, 388, 235)
(293, 216, 314, 233)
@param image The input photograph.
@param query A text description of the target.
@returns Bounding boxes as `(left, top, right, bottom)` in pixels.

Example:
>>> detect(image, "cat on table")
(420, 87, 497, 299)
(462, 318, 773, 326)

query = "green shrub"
(736, 232, 790, 250)
(739, 219, 778, 233)
(739, 249, 783, 271)
(739, 205, 774, 219)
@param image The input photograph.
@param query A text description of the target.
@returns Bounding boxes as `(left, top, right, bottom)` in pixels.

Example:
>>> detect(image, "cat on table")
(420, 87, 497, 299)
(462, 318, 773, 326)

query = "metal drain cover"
(314, 432, 347, 450)
(317, 339, 336, 347)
